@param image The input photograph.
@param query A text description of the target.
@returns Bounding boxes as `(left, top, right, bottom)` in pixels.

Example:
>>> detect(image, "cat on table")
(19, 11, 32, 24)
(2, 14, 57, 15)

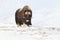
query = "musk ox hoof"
(27, 24, 32, 27)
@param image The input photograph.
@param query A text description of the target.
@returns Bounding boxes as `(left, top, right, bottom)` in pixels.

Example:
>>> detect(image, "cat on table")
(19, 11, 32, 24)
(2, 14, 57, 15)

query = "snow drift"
(0, 24, 60, 40)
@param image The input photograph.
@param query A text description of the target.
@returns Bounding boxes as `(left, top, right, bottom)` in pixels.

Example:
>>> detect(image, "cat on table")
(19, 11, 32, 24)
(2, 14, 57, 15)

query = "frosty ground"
(0, 24, 60, 40)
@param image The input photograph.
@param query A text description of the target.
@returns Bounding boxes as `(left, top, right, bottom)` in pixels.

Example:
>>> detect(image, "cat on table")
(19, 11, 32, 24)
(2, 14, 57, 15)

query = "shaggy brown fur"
(15, 5, 32, 26)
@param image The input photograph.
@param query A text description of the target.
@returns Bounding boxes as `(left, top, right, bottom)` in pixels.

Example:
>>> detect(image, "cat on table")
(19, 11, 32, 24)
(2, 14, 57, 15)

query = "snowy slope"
(0, 24, 60, 40)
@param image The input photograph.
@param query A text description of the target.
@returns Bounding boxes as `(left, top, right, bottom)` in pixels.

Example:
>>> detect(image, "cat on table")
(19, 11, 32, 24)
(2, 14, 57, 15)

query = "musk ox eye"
(28, 12, 31, 15)
(25, 12, 28, 15)
(25, 12, 31, 15)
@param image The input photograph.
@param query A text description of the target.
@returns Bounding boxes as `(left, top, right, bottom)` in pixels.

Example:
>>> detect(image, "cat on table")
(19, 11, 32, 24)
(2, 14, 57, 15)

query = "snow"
(0, 24, 60, 40)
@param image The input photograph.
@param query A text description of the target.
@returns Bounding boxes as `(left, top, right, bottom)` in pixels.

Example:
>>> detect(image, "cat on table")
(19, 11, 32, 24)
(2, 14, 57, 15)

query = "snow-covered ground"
(0, 24, 60, 40)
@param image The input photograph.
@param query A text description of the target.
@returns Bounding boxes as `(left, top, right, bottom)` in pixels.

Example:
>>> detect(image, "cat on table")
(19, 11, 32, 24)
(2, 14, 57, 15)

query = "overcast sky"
(0, 0, 60, 27)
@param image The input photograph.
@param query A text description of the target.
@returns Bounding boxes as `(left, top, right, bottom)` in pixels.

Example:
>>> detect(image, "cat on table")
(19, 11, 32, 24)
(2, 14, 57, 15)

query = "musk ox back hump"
(16, 8, 23, 19)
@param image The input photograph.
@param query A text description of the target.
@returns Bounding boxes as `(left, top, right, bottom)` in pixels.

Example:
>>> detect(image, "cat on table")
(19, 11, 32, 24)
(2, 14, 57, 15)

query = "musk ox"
(15, 5, 32, 26)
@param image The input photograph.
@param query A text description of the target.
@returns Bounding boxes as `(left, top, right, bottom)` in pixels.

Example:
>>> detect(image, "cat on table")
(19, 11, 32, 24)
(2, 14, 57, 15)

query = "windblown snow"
(0, 24, 60, 40)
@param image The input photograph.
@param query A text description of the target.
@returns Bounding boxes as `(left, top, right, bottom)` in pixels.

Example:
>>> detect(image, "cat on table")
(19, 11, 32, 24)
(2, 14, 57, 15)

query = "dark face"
(24, 11, 32, 19)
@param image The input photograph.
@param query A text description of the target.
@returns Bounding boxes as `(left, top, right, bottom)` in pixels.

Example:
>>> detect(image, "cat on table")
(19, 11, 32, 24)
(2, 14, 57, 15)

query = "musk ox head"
(15, 5, 32, 27)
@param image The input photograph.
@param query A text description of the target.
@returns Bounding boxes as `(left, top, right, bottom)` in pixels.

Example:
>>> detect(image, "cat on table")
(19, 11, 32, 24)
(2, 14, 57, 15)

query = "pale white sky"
(0, 0, 60, 27)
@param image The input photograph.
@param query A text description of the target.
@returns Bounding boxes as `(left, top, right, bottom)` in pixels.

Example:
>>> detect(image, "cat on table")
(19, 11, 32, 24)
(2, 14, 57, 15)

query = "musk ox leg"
(19, 22, 23, 26)
(15, 18, 20, 27)
(26, 22, 32, 26)
(28, 20, 32, 25)
(18, 19, 24, 26)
